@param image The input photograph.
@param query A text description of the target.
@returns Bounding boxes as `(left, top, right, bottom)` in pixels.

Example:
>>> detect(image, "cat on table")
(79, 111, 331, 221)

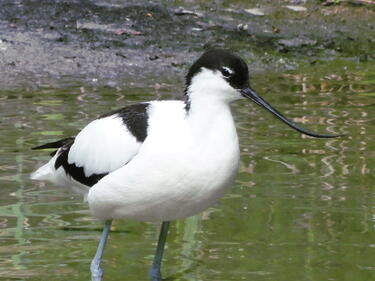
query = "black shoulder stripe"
(32, 137, 75, 150)
(100, 103, 150, 142)
(55, 145, 107, 187)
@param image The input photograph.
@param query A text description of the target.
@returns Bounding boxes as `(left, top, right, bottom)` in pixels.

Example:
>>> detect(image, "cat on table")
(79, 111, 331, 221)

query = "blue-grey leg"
(150, 221, 170, 281)
(91, 220, 112, 281)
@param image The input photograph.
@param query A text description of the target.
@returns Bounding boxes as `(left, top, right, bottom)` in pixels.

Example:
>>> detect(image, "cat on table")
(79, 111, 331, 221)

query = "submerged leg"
(150, 221, 171, 281)
(91, 220, 112, 281)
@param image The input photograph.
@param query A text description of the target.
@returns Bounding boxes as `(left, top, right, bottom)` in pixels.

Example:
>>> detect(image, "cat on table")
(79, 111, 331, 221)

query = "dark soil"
(0, 0, 374, 89)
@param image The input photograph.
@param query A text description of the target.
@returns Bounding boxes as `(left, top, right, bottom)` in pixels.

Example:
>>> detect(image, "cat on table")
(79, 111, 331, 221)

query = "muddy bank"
(0, 0, 374, 89)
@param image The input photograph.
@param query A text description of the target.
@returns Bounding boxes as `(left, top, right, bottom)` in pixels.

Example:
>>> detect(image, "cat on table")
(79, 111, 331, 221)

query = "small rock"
(244, 8, 266, 16)
(287, 0, 307, 4)
(114, 28, 143, 36)
(321, 0, 341, 6)
(77, 21, 142, 36)
(285, 5, 307, 12)
(237, 23, 248, 31)
(278, 37, 317, 48)
(174, 7, 203, 17)
(149, 55, 159, 61)
(43, 32, 64, 41)
(0, 40, 8, 51)
(115, 52, 127, 59)
(272, 26, 281, 33)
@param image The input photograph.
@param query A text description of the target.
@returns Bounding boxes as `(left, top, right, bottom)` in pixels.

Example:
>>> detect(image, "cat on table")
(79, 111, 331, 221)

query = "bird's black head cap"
(185, 49, 250, 94)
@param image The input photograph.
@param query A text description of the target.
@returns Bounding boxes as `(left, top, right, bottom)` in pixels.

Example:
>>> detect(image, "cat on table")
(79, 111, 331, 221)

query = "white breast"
(87, 100, 240, 222)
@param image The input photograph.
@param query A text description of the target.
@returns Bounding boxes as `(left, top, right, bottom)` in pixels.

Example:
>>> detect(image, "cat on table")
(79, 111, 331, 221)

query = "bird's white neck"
(183, 67, 242, 140)
(185, 89, 236, 140)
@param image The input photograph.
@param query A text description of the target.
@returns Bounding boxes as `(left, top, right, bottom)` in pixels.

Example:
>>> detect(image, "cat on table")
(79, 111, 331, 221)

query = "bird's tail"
(30, 161, 54, 181)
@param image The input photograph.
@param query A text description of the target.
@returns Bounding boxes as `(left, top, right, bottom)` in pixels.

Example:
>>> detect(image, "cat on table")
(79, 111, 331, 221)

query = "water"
(0, 61, 374, 281)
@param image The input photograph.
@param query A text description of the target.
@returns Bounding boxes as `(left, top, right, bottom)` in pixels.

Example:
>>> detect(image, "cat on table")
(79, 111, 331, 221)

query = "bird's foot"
(149, 267, 162, 281)
(90, 259, 104, 281)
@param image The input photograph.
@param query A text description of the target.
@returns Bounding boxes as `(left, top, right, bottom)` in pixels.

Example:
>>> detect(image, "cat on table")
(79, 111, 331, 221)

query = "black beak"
(240, 87, 341, 138)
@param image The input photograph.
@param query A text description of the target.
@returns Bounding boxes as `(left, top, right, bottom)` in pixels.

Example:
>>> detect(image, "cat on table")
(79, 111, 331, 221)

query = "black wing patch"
(54, 144, 108, 187)
(32, 137, 75, 156)
(33, 136, 107, 187)
(100, 103, 149, 142)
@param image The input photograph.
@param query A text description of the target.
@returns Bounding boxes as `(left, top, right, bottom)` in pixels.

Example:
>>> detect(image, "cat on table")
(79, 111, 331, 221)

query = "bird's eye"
(220, 67, 232, 78)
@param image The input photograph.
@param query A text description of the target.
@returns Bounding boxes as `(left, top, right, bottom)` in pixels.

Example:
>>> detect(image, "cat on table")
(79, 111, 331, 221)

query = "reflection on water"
(0, 61, 374, 280)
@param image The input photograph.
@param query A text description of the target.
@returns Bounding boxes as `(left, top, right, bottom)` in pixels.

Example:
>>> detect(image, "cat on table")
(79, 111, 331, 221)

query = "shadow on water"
(0, 59, 374, 280)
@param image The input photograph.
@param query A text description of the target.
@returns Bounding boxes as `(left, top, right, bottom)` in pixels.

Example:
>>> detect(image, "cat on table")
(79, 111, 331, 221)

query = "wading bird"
(31, 50, 339, 281)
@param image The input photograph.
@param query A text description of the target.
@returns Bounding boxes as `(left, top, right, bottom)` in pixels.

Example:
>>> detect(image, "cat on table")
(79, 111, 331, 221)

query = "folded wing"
(32, 103, 150, 188)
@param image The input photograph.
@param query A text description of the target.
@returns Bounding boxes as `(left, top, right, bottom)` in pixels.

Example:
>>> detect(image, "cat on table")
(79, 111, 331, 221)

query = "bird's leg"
(91, 220, 112, 281)
(150, 221, 170, 281)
